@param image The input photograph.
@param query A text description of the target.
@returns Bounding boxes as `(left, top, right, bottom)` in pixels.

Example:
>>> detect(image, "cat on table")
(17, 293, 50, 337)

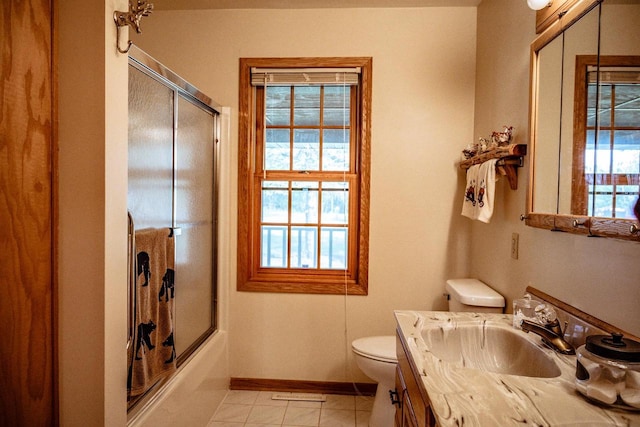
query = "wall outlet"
(511, 233, 519, 260)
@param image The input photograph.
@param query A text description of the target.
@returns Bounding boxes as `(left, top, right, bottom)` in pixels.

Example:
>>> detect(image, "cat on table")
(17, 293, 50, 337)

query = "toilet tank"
(446, 279, 505, 313)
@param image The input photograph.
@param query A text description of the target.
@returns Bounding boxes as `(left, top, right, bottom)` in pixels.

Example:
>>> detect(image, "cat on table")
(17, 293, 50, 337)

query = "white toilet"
(351, 278, 504, 427)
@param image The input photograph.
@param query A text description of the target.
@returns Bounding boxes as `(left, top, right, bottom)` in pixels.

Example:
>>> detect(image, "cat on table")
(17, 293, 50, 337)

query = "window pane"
(617, 193, 639, 219)
(587, 81, 598, 127)
(589, 184, 613, 217)
(293, 129, 320, 170)
(587, 83, 613, 127)
(265, 129, 290, 170)
(291, 226, 317, 268)
(323, 129, 350, 171)
(586, 130, 612, 174)
(614, 84, 640, 127)
(294, 87, 320, 126)
(596, 84, 612, 127)
(262, 181, 289, 223)
(612, 131, 640, 174)
(291, 181, 319, 224)
(324, 86, 350, 126)
(320, 227, 347, 269)
(261, 226, 287, 268)
(321, 182, 349, 224)
(266, 86, 290, 126)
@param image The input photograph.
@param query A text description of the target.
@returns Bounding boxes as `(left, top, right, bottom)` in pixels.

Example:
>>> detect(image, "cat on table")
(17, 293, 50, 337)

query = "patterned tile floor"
(207, 390, 373, 427)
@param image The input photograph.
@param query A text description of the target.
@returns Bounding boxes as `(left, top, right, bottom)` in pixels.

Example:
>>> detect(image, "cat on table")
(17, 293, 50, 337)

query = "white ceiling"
(151, 0, 482, 11)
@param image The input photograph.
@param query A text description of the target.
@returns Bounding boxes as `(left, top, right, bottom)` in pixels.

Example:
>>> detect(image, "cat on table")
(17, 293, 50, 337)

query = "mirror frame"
(526, 0, 640, 241)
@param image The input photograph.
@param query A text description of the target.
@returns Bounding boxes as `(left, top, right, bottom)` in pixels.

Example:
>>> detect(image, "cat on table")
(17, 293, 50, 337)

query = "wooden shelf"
(458, 144, 527, 190)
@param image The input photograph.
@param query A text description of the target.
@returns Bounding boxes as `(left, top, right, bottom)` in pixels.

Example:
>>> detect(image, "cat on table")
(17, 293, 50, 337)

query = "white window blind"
(251, 67, 361, 86)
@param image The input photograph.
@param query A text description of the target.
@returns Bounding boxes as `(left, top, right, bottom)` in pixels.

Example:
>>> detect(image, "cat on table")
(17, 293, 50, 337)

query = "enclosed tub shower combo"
(126, 46, 221, 410)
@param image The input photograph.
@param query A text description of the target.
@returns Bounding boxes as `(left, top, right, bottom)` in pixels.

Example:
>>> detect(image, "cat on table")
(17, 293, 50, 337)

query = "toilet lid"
(351, 336, 397, 363)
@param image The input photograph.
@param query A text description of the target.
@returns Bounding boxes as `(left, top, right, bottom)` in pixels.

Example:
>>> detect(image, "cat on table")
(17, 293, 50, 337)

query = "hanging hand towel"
(462, 164, 480, 220)
(476, 159, 499, 223)
(128, 227, 176, 400)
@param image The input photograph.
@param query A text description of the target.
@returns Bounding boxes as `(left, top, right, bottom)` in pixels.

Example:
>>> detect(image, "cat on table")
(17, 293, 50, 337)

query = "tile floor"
(207, 390, 373, 427)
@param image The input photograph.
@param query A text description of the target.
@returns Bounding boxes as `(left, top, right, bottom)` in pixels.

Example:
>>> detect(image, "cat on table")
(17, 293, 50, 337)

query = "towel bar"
(459, 144, 527, 190)
(127, 211, 136, 351)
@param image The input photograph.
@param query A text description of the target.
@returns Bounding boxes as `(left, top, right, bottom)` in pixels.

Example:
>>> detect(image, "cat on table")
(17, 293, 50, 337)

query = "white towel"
(477, 159, 498, 223)
(461, 164, 480, 220)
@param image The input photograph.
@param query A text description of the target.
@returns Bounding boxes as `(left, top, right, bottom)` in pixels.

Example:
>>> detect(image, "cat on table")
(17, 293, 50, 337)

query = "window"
(238, 58, 372, 295)
(573, 56, 640, 218)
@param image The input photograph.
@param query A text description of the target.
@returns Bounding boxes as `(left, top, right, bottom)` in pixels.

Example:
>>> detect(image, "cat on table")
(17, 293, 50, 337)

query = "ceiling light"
(527, 0, 552, 10)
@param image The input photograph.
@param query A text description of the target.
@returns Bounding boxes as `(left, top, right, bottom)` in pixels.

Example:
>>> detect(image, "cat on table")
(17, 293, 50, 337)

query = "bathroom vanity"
(395, 332, 436, 427)
(394, 310, 640, 427)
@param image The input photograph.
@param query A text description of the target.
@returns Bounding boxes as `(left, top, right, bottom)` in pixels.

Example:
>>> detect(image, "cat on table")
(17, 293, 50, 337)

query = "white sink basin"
(421, 323, 561, 378)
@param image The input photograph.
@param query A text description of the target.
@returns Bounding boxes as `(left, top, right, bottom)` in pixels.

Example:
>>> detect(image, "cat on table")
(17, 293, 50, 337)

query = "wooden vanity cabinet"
(395, 332, 437, 427)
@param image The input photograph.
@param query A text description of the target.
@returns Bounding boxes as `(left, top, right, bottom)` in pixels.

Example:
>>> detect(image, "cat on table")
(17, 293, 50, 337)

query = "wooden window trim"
(237, 57, 372, 295)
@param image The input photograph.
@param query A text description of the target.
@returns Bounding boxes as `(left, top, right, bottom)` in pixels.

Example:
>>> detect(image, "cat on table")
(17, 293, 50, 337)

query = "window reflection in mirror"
(573, 57, 640, 218)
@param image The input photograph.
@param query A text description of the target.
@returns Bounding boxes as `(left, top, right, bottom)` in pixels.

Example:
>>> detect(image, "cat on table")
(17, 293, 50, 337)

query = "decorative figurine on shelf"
(462, 143, 477, 159)
(461, 125, 515, 160)
(478, 137, 490, 153)
(491, 125, 514, 147)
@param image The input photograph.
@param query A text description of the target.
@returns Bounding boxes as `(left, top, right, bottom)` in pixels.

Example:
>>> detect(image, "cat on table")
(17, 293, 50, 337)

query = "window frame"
(237, 57, 372, 295)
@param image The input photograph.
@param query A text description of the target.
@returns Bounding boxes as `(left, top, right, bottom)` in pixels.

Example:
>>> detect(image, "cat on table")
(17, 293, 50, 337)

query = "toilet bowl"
(352, 336, 397, 427)
(353, 278, 504, 426)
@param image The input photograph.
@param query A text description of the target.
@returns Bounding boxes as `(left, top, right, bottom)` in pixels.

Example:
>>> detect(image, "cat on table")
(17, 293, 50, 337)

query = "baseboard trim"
(229, 378, 377, 396)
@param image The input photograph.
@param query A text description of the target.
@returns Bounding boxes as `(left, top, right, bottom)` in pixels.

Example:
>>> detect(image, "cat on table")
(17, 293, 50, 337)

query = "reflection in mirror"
(528, 0, 640, 239)
(589, 0, 640, 219)
(533, 35, 563, 213)
(531, 3, 600, 216)
(573, 56, 640, 218)
(558, 6, 600, 215)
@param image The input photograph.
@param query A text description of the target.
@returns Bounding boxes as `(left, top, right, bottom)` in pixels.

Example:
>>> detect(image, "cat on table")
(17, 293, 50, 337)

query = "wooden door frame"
(0, 1, 57, 424)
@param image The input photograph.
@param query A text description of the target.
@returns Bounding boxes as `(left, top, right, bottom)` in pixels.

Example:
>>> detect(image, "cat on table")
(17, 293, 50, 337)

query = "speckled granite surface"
(395, 311, 640, 426)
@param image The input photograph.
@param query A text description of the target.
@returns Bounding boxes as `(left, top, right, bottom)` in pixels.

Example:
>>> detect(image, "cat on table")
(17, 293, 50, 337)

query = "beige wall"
(135, 7, 478, 383)
(57, 0, 128, 424)
(473, 0, 640, 336)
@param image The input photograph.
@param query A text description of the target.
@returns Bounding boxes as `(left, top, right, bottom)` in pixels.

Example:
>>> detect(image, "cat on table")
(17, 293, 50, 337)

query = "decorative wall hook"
(114, 0, 154, 54)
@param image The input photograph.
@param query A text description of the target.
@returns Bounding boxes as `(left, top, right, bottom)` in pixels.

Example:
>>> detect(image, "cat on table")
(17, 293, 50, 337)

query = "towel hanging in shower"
(127, 227, 176, 399)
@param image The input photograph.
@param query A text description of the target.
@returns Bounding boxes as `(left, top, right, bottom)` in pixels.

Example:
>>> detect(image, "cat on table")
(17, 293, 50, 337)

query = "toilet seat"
(352, 336, 397, 363)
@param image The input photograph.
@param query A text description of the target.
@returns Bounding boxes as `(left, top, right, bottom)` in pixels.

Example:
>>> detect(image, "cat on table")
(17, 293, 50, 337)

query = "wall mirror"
(527, 0, 640, 240)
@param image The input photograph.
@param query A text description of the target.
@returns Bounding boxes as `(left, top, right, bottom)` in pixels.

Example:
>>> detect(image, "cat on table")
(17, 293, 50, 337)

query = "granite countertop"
(394, 310, 640, 426)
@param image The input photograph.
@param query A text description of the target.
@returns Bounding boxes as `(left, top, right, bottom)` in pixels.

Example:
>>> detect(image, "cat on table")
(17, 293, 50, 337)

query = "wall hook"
(114, 0, 154, 54)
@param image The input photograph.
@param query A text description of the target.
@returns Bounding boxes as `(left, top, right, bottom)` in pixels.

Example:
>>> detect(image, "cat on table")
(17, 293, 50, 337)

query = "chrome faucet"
(520, 318, 576, 355)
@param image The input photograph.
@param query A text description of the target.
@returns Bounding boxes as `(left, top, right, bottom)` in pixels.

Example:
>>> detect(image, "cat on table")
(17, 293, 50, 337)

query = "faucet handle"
(534, 304, 557, 324)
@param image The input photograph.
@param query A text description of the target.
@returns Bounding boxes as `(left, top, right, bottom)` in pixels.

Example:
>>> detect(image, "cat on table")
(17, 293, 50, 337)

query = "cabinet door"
(396, 333, 437, 427)
(395, 365, 418, 427)
(395, 366, 403, 426)
(402, 390, 419, 427)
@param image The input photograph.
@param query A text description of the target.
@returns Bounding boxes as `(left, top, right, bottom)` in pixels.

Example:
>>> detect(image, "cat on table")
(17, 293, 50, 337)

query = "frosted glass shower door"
(174, 95, 216, 356)
(128, 66, 174, 230)
(127, 46, 220, 410)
